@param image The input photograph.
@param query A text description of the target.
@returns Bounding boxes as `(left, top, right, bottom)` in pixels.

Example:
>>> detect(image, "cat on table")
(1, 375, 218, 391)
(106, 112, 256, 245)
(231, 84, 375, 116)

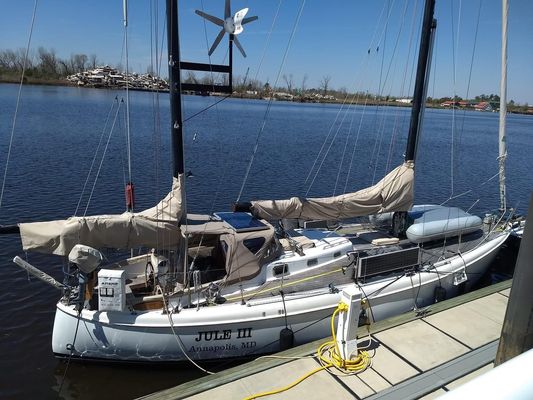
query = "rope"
(161, 294, 214, 375)
(57, 309, 82, 397)
(237, 0, 307, 202)
(243, 302, 370, 400)
(0, 0, 38, 213)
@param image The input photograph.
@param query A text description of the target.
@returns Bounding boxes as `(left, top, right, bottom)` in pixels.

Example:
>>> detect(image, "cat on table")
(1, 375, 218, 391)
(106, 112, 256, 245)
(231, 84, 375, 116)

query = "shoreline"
(1, 79, 531, 116)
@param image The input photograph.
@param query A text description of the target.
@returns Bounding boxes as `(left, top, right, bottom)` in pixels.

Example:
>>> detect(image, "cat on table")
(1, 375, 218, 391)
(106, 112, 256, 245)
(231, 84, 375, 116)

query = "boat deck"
(224, 227, 494, 303)
(138, 280, 512, 400)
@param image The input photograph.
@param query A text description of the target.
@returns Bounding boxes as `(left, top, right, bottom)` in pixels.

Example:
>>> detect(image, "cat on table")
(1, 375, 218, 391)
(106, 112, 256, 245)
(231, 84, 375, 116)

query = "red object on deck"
(125, 182, 135, 211)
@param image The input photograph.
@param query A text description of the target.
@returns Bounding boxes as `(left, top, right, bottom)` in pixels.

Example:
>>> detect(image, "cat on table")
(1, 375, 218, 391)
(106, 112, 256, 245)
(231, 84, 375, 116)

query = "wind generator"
(195, 0, 258, 58)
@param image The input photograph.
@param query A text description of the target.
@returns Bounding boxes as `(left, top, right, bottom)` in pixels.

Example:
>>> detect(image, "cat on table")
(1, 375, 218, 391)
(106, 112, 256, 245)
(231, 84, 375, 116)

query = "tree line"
(0, 47, 99, 80)
(1, 47, 530, 111)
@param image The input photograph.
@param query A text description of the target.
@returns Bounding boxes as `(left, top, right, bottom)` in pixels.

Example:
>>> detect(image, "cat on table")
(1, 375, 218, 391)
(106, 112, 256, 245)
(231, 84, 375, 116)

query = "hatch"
(214, 212, 269, 233)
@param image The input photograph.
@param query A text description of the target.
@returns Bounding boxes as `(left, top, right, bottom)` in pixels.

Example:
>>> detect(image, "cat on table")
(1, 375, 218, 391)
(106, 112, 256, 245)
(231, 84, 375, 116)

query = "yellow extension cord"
(243, 302, 370, 400)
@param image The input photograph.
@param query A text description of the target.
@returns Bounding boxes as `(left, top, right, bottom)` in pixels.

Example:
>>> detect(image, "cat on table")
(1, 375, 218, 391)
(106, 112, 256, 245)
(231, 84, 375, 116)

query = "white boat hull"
(52, 232, 507, 362)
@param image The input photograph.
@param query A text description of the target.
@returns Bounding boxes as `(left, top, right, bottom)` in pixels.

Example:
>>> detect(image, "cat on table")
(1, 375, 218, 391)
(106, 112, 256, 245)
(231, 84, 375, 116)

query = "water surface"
(0, 83, 532, 399)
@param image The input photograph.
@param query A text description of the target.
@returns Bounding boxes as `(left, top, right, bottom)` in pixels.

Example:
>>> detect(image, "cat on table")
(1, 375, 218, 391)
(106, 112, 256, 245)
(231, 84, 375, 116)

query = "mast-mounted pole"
(404, 0, 436, 163)
(392, 0, 435, 237)
(166, 0, 186, 222)
(498, 0, 508, 212)
(229, 33, 234, 90)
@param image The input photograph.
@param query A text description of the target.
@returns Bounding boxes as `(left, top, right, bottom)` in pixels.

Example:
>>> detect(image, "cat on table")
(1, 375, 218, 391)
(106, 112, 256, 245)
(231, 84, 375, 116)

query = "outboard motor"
(68, 244, 103, 309)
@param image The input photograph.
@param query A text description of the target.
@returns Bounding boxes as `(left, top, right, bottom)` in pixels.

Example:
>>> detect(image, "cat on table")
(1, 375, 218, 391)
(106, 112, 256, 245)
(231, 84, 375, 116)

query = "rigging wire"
(74, 98, 119, 216)
(343, 93, 370, 193)
(84, 101, 123, 216)
(371, 0, 410, 184)
(122, 0, 134, 202)
(0, 0, 38, 213)
(149, 0, 168, 250)
(386, 0, 420, 172)
(236, 0, 307, 202)
(342, 1, 406, 194)
(305, 0, 395, 194)
(333, 106, 358, 196)
(449, 0, 459, 199)
(453, 0, 483, 198)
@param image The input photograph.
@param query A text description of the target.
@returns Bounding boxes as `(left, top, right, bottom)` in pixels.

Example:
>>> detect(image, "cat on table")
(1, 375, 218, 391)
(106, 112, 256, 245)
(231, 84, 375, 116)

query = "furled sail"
(19, 176, 183, 256)
(250, 162, 414, 220)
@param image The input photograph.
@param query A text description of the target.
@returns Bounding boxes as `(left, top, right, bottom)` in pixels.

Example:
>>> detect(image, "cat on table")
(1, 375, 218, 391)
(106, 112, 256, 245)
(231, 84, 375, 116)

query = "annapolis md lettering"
(190, 327, 255, 353)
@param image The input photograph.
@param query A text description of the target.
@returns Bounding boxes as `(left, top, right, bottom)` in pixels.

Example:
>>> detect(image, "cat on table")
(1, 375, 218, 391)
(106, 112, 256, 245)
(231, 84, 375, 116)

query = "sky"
(1, 0, 533, 104)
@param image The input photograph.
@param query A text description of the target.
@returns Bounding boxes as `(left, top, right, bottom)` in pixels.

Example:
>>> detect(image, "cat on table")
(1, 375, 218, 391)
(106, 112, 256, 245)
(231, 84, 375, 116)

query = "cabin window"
(273, 264, 288, 276)
(333, 251, 342, 258)
(307, 258, 318, 267)
(243, 237, 266, 254)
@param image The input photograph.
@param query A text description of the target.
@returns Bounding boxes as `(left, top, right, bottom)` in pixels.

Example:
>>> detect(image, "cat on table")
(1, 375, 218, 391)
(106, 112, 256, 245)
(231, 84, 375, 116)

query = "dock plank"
(236, 358, 354, 400)
(424, 302, 503, 348)
(374, 319, 469, 371)
(366, 344, 419, 384)
(337, 367, 392, 398)
(462, 293, 508, 324)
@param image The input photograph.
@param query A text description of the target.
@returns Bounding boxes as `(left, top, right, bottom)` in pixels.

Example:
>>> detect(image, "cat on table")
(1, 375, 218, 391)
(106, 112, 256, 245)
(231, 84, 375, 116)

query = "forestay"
(250, 162, 414, 221)
(19, 176, 183, 256)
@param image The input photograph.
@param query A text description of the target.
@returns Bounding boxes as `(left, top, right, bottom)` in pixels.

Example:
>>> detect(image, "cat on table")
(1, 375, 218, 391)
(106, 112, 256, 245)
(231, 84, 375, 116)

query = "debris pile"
(67, 66, 168, 90)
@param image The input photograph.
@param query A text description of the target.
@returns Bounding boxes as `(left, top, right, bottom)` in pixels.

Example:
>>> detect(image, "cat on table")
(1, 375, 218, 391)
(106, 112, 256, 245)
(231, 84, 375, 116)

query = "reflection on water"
(0, 84, 532, 399)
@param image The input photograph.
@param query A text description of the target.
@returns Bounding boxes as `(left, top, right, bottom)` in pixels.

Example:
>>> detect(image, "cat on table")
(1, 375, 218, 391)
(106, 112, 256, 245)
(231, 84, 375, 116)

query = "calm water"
(0, 83, 532, 399)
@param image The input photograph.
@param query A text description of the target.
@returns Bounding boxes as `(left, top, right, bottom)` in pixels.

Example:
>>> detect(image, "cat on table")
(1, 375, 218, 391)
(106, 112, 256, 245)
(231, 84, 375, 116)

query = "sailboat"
(2, 0, 510, 364)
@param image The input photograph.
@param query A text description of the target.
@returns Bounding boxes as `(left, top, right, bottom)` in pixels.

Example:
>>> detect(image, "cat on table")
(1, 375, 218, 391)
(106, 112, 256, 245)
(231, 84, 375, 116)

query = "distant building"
(395, 98, 412, 104)
(440, 100, 459, 108)
(458, 100, 476, 108)
(474, 102, 493, 112)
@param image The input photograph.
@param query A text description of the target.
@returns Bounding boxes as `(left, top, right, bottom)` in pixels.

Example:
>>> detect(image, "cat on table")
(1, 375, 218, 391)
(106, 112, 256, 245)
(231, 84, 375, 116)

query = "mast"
(498, 0, 508, 212)
(166, 0, 186, 222)
(404, 0, 436, 163)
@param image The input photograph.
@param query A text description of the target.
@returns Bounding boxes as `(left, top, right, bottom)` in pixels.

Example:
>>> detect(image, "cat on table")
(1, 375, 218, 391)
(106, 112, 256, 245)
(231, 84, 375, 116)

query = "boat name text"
(194, 327, 252, 342)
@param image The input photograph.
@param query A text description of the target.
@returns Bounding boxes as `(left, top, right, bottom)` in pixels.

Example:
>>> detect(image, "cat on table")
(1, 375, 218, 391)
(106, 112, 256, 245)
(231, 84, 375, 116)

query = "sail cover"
(19, 176, 183, 256)
(250, 162, 414, 220)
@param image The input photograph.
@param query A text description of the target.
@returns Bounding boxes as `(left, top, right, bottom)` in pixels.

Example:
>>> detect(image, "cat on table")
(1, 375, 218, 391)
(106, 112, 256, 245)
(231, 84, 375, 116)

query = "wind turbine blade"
(234, 8, 249, 24)
(233, 36, 247, 58)
(242, 16, 258, 25)
(209, 29, 226, 56)
(232, 8, 248, 35)
(195, 10, 224, 26)
(225, 0, 231, 20)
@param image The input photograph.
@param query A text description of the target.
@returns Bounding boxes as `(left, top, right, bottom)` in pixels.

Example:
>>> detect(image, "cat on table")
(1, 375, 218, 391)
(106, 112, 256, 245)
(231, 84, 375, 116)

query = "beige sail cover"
(251, 162, 414, 220)
(19, 176, 183, 256)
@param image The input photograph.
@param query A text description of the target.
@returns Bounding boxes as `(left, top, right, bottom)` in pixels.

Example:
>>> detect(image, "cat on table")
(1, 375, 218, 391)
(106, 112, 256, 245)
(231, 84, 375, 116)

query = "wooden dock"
(139, 280, 512, 400)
